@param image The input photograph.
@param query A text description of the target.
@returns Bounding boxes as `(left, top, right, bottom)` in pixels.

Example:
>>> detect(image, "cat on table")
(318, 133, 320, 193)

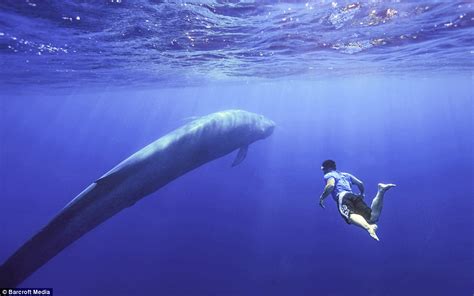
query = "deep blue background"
(0, 75, 472, 295)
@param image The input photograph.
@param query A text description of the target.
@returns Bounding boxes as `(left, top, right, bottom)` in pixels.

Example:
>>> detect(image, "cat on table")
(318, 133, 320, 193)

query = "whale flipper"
(232, 145, 248, 167)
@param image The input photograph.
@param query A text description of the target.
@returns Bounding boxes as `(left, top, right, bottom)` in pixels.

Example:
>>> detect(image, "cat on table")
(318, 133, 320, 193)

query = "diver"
(318, 160, 396, 241)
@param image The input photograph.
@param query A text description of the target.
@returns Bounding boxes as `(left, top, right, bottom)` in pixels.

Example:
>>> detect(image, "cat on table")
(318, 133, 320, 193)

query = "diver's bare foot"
(378, 183, 396, 193)
(368, 224, 379, 241)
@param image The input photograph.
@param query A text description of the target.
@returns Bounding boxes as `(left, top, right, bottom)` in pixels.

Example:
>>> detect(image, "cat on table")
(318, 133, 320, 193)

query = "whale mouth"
(263, 119, 276, 138)
(268, 123, 275, 134)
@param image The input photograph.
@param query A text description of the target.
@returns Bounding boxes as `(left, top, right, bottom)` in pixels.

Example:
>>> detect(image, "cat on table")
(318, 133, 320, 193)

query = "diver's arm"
(319, 178, 335, 209)
(351, 175, 365, 197)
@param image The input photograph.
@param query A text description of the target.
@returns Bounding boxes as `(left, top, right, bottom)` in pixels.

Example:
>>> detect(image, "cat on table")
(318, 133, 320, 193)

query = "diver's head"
(321, 159, 336, 174)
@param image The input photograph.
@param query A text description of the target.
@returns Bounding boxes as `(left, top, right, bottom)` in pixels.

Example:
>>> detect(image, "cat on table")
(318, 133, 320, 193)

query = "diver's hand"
(319, 197, 326, 209)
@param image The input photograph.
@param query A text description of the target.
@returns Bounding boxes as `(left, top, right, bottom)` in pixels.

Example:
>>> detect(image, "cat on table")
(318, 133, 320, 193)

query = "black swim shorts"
(337, 192, 372, 224)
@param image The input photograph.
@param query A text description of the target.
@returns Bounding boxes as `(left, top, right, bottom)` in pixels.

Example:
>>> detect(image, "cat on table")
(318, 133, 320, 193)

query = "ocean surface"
(0, 1, 473, 296)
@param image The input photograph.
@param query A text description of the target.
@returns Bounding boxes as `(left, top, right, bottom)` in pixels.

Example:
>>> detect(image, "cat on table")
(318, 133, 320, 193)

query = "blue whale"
(0, 109, 275, 287)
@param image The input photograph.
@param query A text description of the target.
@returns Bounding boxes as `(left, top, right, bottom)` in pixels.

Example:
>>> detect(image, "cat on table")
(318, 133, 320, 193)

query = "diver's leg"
(370, 183, 396, 223)
(349, 214, 379, 241)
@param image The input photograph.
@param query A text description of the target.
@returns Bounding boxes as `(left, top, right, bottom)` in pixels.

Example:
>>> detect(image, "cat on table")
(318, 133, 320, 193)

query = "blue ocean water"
(0, 1, 473, 296)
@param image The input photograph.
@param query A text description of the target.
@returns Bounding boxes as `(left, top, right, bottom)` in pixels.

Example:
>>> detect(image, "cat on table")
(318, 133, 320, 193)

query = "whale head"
(228, 110, 275, 142)
(256, 114, 275, 139)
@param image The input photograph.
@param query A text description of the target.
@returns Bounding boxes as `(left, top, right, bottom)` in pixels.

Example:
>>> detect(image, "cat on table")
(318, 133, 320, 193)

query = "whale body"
(0, 109, 275, 287)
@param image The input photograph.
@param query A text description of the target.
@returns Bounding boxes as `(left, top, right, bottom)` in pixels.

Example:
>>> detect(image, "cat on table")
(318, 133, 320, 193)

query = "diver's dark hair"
(322, 159, 336, 170)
